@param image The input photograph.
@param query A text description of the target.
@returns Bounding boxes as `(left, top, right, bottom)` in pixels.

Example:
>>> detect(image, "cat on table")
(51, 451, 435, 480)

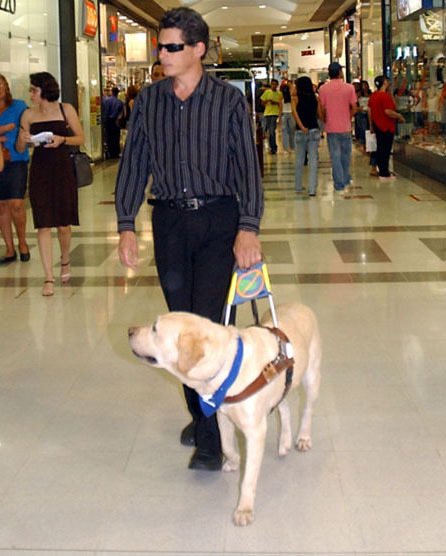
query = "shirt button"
(180, 105, 184, 110)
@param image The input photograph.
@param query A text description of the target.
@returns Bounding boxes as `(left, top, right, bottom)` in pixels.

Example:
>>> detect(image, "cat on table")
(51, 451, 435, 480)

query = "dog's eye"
(152, 320, 158, 334)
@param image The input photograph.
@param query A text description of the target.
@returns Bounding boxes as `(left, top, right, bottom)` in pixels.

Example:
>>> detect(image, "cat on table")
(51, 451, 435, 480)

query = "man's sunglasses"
(157, 42, 195, 53)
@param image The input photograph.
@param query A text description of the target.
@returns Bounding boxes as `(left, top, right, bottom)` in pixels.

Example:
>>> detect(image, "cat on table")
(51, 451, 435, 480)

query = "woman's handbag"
(59, 103, 93, 188)
(72, 150, 93, 188)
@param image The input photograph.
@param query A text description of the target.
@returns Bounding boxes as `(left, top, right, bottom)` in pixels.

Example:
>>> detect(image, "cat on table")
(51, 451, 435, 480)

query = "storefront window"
(346, 13, 362, 81)
(273, 30, 330, 84)
(359, 0, 383, 89)
(99, 2, 157, 93)
(75, 0, 102, 161)
(392, 1, 446, 161)
(0, 0, 60, 98)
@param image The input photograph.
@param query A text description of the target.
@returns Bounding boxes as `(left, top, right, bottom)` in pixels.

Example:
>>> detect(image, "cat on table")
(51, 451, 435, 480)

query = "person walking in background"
(355, 80, 372, 152)
(17, 72, 85, 296)
(319, 62, 357, 192)
(292, 76, 323, 196)
(151, 61, 165, 82)
(116, 7, 263, 472)
(117, 85, 139, 131)
(261, 78, 282, 154)
(102, 86, 123, 159)
(0, 74, 30, 264)
(280, 79, 295, 154)
(368, 75, 405, 181)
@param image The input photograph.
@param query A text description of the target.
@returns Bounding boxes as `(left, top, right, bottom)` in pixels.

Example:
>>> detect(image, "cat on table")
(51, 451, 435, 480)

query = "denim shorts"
(0, 161, 28, 200)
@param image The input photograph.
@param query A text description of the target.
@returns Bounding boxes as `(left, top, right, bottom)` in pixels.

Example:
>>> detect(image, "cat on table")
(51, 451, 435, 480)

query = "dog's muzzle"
(128, 327, 159, 365)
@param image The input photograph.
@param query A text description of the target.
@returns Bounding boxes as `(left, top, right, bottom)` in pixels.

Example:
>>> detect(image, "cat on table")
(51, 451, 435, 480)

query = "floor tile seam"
(79, 227, 446, 236)
(4, 271, 446, 288)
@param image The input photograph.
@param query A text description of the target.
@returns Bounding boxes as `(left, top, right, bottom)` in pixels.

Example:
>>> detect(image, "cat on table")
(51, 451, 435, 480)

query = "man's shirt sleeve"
(231, 95, 264, 233)
(349, 85, 357, 106)
(115, 91, 152, 232)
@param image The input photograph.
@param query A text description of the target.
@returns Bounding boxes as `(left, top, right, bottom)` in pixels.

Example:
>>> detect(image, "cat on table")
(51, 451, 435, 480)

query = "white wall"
(274, 30, 330, 82)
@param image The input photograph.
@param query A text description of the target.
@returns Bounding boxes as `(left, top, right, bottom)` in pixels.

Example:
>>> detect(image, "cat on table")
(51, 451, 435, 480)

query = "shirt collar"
(163, 69, 214, 103)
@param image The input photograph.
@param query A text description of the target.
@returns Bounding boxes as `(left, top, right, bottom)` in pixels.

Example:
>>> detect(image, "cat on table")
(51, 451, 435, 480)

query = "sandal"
(61, 259, 71, 284)
(42, 280, 55, 297)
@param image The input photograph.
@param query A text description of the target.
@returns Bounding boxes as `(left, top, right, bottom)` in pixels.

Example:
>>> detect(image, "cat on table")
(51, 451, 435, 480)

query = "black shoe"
(180, 421, 197, 447)
(20, 251, 31, 262)
(0, 251, 17, 264)
(188, 448, 222, 471)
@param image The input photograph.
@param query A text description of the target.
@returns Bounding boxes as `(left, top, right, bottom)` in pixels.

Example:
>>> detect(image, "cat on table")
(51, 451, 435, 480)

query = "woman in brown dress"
(17, 72, 85, 296)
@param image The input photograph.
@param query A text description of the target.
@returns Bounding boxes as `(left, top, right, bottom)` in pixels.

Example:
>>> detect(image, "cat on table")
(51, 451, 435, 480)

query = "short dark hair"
(30, 72, 60, 102)
(160, 7, 209, 58)
(112, 87, 119, 96)
(271, 79, 279, 85)
(374, 75, 385, 90)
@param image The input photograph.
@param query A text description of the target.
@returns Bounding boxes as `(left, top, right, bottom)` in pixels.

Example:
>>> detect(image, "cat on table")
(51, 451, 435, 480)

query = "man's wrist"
(117, 219, 136, 233)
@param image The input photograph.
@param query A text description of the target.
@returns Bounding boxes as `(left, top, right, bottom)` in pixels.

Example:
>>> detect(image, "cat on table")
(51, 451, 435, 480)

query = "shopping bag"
(365, 130, 377, 152)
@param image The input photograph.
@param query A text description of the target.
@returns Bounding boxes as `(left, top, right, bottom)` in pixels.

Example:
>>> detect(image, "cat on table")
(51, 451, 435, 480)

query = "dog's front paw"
(278, 439, 292, 457)
(296, 436, 312, 451)
(233, 508, 254, 526)
(223, 458, 240, 472)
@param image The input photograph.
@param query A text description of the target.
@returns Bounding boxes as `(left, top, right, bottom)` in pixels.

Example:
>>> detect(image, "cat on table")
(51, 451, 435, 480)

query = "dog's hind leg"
(296, 361, 321, 452)
(233, 417, 267, 526)
(218, 411, 240, 472)
(277, 399, 292, 456)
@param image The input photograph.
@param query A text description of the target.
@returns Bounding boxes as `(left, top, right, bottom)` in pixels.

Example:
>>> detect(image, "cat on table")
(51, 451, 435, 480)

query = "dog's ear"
(177, 331, 205, 374)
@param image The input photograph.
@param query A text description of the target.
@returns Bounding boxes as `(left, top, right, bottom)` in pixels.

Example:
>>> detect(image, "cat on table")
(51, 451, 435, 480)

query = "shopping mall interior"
(1, 0, 446, 554)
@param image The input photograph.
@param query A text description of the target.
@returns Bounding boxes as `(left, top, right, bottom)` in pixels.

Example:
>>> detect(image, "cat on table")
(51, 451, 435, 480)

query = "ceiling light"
(255, 31, 261, 34)
(131, 23, 138, 26)
(221, 5, 228, 9)
(119, 15, 126, 19)
(259, 4, 267, 7)
(228, 27, 233, 30)
(280, 25, 287, 28)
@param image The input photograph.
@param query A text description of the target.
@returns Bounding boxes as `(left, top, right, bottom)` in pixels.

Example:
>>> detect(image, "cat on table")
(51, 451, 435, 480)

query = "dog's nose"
(128, 327, 136, 337)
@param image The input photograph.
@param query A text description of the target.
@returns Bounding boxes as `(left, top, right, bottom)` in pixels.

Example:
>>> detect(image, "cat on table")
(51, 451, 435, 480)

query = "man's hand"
(118, 230, 139, 270)
(233, 230, 262, 269)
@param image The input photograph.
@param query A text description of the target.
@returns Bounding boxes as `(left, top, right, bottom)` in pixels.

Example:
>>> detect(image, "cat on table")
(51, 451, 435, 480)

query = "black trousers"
(105, 118, 121, 159)
(152, 197, 239, 454)
(374, 126, 394, 177)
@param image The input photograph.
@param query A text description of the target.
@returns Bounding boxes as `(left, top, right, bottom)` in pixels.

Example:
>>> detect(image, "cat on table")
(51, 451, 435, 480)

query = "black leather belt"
(147, 196, 235, 211)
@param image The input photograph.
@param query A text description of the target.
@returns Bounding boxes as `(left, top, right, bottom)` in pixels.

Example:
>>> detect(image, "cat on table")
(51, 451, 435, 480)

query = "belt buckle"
(183, 198, 200, 211)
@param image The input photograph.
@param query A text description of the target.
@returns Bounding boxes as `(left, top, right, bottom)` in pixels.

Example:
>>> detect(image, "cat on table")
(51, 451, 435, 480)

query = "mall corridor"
(1, 142, 446, 554)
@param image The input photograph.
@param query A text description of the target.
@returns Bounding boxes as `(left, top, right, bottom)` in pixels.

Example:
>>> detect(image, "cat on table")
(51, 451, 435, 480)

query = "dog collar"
(199, 336, 243, 417)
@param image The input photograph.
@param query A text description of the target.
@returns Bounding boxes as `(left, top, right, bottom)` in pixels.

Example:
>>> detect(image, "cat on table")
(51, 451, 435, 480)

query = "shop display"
(392, 4, 446, 160)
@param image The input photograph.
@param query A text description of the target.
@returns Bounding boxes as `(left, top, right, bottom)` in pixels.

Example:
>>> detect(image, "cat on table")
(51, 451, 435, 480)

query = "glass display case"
(391, 2, 446, 180)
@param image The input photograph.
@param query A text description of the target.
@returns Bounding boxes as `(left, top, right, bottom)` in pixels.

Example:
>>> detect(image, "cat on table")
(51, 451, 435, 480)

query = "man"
(103, 87, 124, 159)
(261, 79, 282, 154)
(318, 62, 357, 191)
(115, 7, 263, 471)
(151, 60, 165, 82)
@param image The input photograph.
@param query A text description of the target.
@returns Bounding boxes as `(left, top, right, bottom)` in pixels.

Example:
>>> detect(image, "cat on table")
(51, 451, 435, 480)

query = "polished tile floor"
(1, 140, 446, 555)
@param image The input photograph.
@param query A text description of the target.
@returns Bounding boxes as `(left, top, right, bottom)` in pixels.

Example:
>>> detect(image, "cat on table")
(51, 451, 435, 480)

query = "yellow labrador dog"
(128, 303, 321, 526)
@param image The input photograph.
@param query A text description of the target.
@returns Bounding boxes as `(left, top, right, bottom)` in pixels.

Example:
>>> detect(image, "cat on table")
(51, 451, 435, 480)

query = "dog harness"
(224, 327, 295, 405)
(199, 336, 244, 417)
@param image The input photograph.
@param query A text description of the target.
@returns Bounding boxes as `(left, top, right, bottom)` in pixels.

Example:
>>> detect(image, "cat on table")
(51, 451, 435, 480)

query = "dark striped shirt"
(115, 71, 264, 233)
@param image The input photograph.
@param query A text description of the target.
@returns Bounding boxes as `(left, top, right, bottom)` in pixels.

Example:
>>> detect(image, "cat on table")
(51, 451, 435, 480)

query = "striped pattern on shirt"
(115, 71, 264, 233)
